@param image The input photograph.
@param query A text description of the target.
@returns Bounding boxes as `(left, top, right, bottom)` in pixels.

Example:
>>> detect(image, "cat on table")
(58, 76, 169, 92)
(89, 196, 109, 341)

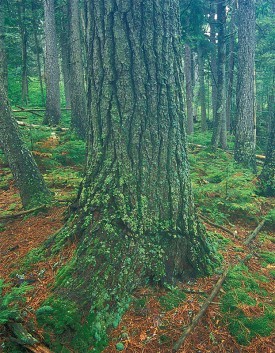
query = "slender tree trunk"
(259, 96, 275, 196)
(184, 43, 194, 134)
(226, 1, 236, 131)
(50, 1, 214, 349)
(209, 0, 217, 123)
(31, 0, 45, 105)
(0, 0, 7, 90)
(17, 0, 29, 105)
(68, 0, 87, 138)
(59, 5, 71, 109)
(211, 0, 227, 148)
(43, 0, 61, 125)
(0, 11, 51, 209)
(234, 0, 256, 171)
(197, 44, 207, 131)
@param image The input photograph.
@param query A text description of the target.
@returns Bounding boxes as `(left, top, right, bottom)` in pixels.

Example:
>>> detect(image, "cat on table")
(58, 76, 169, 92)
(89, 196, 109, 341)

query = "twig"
(244, 219, 266, 246)
(173, 267, 230, 352)
(0, 205, 47, 220)
(199, 213, 236, 237)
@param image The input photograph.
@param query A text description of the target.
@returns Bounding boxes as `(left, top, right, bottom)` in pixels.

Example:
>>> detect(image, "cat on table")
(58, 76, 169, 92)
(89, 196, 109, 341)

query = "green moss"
(259, 251, 275, 266)
(221, 265, 273, 345)
(159, 287, 186, 311)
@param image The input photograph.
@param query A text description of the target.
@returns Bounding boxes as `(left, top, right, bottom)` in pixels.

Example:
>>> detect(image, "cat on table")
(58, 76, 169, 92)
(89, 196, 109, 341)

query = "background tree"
(68, 0, 87, 138)
(211, 0, 227, 148)
(0, 5, 51, 209)
(52, 0, 214, 347)
(43, 0, 61, 125)
(234, 0, 256, 171)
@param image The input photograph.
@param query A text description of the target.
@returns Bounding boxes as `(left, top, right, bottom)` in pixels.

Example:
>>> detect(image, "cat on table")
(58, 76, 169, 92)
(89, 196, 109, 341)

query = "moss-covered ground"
(0, 125, 274, 352)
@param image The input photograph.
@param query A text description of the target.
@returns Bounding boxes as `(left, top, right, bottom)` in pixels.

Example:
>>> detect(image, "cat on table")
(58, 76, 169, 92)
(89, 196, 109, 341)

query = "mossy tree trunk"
(0, 12, 52, 209)
(197, 43, 207, 131)
(53, 0, 214, 346)
(184, 43, 194, 135)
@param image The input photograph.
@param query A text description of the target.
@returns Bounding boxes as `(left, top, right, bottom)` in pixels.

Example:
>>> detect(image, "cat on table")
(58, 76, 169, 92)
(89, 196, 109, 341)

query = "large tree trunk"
(0, 13, 52, 209)
(43, 0, 61, 125)
(234, 0, 256, 171)
(197, 44, 207, 131)
(211, 0, 227, 148)
(184, 43, 194, 134)
(68, 0, 87, 138)
(51, 0, 214, 348)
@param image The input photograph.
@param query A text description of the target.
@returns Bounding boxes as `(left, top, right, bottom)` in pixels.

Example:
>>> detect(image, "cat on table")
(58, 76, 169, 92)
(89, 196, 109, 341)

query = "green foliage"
(159, 287, 186, 311)
(115, 342, 125, 351)
(53, 140, 86, 166)
(189, 147, 262, 224)
(259, 251, 275, 266)
(220, 265, 274, 345)
(0, 279, 30, 325)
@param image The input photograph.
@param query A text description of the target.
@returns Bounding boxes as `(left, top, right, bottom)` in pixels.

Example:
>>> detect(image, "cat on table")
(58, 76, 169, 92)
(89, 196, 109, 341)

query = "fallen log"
(17, 120, 68, 132)
(244, 219, 266, 246)
(14, 105, 43, 117)
(0, 205, 47, 220)
(13, 107, 71, 113)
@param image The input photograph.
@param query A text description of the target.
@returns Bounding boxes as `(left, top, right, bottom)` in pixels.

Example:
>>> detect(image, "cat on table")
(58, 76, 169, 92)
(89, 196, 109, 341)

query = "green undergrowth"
(220, 264, 274, 345)
(159, 286, 186, 311)
(189, 147, 263, 224)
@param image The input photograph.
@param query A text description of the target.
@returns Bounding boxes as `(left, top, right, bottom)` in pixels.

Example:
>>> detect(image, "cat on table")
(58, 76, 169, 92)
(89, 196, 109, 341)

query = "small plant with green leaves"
(0, 279, 30, 325)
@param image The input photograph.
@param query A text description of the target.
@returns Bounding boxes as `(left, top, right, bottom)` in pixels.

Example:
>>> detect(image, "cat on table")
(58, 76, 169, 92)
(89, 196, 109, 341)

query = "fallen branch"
(244, 218, 266, 246)
(13, 107, 71, 112)
(14, 105, 43, 117)
(0, 205, 47, 220)
(173, 217, 267, 351)
(8, 323, 53, 353)
(173, 267, 230, 352)
(199, 213, 236, 237)
(17, 120, 68, 131)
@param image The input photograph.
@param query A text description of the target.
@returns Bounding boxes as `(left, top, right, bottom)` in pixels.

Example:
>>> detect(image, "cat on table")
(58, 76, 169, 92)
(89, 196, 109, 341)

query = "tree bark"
(0, 15, 52, 209)
(51, 0, 215, 348)
(211, 0, 227, 148)
(184, 43, 194, 134)
(68, 0, 87, 138)
(43, 0, 61, 125)
(234, 0, 256, 171)
(197, 44, 207, 131)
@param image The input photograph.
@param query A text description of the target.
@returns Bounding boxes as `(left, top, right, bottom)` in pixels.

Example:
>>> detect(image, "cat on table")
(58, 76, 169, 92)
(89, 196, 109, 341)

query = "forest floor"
(0, 131, 274, 353)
